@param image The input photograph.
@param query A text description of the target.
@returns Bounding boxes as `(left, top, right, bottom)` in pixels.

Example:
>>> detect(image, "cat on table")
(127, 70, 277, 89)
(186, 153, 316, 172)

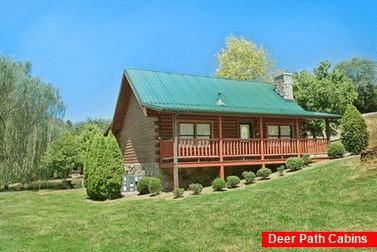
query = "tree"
(215, 35, 275, 81)
(41, 132, 81, 180)
(84, 131, 124, 200)
(341, 104, 369, 154)
(72, 118, 111, 135)
(294, 60, 357, 115)
(0, 55, 65, 188)
(293, 60, 358, 137)
(335, 57, 377, 113)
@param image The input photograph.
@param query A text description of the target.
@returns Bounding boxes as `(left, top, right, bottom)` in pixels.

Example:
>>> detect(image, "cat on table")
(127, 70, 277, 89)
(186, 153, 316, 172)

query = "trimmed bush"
(137, 177, 154, 194)
(173, 188, 184, 198)
(327, 143, 346, 159)
(226, 176, 240, 188)
(341, 104, 369, 154)
(242, 171, 256, 184)
(189, 183, 203, 195)
(148, 178, 162, 195)
(256, 167, 272, 179)
(302, 153, 312, 166)
(84, 131, 124, 201)
(286, 157, 304, 171)
(277, 165, 285, 176)
(211, 178, 226, 191)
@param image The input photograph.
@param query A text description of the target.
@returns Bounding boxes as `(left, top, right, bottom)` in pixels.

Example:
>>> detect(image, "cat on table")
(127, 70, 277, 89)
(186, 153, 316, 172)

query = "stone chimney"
(274, 73, 293, 100)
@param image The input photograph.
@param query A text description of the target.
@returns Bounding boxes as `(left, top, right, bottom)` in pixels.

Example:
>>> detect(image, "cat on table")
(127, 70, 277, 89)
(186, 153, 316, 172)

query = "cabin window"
(268, 125, 292, 139)
(180, 123, 194, 138)
(240, 123, 253, 139)
(196, 123, 211, 139)
(179, 123, 211, 139)
(280, 125, 292, 139)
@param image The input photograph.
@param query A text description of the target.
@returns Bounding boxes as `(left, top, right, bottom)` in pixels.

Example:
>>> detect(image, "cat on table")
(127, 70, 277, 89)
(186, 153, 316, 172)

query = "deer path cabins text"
(106, 68, 340, 190)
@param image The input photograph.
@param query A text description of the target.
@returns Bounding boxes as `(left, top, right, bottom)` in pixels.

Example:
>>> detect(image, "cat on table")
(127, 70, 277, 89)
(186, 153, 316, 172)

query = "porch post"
(325, 118, 331, 144)
(259, 117, 265, 168)
(218, 114, 224, 179)
(173, 112, 179, 189)
(295, 118, 300, 157)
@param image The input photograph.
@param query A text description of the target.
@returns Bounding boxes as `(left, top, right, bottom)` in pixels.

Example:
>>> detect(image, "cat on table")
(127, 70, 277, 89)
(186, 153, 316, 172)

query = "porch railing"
(160, 138, 328, 161)
(178, 138, 219, 158)
(300, 138, 328, 154)
(223, 139, 261, 157)
(264, 139, 297, 155)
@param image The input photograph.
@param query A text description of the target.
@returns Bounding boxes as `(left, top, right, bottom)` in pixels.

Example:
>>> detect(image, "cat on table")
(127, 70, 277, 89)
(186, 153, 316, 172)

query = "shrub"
(226, 176, 240, 188)
(148, 178, 162, 195)
(257, 167, 272, 179)
(173, 188, 184, 198)
(137, 177, 154, 194)
(242, 171, 256, 184)
(277, 165, 285, 176)
(341, 104, 369, 154)
(286, 157, 304, 171)
(211, 178, 226, 191)
(84, 131, 124, 200)
(189, 183, 203, 195)
(327, 143, 346, 159)
(302, 153, 312, 166)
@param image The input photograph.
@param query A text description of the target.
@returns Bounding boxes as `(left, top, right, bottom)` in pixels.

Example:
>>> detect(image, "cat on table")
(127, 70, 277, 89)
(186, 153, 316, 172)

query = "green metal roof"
(124, 68, 340, 119)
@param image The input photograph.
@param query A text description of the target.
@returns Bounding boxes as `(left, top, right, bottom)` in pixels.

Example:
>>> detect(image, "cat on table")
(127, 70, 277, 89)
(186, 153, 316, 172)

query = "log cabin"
(108, 68, 340, 190)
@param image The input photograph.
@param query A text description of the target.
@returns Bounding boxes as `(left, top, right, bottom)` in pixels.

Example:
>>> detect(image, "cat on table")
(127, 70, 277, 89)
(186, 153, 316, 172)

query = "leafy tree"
(72, 118, 111, 135)
(293, 60, 358, 137)
(0, 55, 65, 188)
(335, 57, 377, 113)
(341, 104, 369, 154)
(41, 132, 81, 180)
(84, 131, 124, 200)
(215, 35, 275, 81)
(294, 60, 357, 115)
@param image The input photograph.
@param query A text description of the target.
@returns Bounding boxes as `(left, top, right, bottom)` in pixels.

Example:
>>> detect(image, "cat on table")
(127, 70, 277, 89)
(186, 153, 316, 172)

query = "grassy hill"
(363, 112, 377, 148)
(1, 157, 376, 251)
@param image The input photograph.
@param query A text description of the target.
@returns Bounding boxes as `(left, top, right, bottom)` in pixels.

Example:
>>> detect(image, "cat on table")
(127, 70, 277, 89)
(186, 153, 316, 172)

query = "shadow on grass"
(86, 193, 124, 202)
(1, 179, 83, 192)
(226, 185, 240, 189)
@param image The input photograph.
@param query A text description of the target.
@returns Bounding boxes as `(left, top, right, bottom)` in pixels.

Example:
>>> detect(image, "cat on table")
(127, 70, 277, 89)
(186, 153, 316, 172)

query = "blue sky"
(1, 0, 376, 122)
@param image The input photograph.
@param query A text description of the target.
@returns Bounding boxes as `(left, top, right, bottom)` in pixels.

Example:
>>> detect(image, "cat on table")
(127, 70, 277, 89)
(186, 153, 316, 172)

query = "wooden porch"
(160, 114, 331, 189)
(160, 137, 328, 168)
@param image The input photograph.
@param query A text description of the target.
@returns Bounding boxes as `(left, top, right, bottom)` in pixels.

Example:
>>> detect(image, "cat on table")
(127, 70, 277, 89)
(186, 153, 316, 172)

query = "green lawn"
(1, 157, 376, 252)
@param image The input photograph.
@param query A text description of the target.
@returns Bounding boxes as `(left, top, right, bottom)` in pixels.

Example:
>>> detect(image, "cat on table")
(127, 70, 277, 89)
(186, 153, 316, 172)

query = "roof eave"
(142, 103, 341, 119)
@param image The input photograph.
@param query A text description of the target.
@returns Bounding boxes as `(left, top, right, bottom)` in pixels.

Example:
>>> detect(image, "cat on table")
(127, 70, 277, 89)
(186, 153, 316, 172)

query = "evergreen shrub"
(277, 165, 285, 176)
(84, 131, 124, 200)
(242, 171, 256, 184)
(137, 177, 154, 194)
(341, 104, 369, 154)
(189, 183, 203, 195)
(211, 178, 226, 191)
(226, 176, 240, 188)
(173, 188, 184, 198)
(256, 167, 272, 179)
(302, 153, 312, 166)
(286, 157, 304, 171)
(148, 178, 162, 195)
(327, 143, 346, 159)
